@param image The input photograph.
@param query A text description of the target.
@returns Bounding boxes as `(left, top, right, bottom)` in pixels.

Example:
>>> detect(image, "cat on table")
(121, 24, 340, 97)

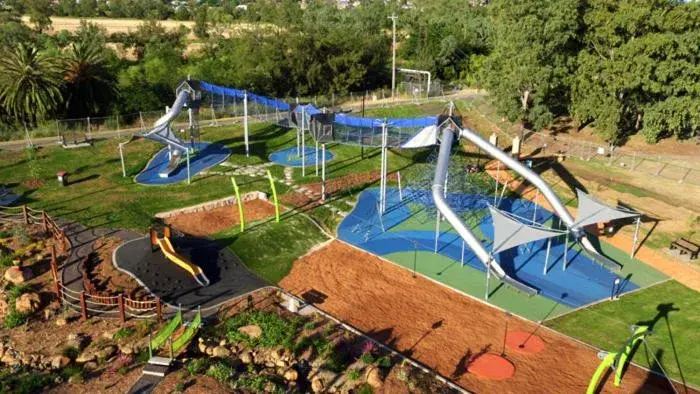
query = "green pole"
(266, 170, 280, 223)
(614, 325, 650, 387)
(231, 177, 245, 232)
(586, 352, 617, 394)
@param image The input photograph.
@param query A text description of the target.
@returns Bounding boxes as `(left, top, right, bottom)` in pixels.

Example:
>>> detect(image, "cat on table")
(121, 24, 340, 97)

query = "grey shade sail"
(489, 206, 564, 254)
(573, 189, 640, 228)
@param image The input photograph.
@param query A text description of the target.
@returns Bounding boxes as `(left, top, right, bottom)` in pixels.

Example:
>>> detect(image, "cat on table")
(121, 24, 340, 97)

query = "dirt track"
(281, 241, 689, 394)
(164, 199, 278, 237)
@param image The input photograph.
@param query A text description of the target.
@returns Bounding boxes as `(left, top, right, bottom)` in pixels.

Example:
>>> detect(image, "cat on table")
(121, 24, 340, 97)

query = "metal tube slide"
(433, 127, 537, 295)
(458, 127, 621, 270)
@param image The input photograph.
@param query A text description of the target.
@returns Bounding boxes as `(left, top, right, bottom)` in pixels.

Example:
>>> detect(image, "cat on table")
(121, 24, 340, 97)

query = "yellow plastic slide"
(156, 236, 210, 287)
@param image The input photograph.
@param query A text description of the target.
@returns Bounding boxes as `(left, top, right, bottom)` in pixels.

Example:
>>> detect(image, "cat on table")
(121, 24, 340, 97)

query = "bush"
(225, 311, 301, 350)
(185, 358, 210, 376)
(113, 327, 135, 340)
(0, 368, 56, 394)
(0, 250, 14, 268)
(62, 346, 80, 360)
(360, 352, 375, 364)
(234, 374, 284, 393)
(357, 383, 374, 394)
(4, 308, 26, 328)
(206, 361, 236, 383)
(347, 368, 362, 381)
(61, 365, 84, 383)
(375, 356, 391, 369)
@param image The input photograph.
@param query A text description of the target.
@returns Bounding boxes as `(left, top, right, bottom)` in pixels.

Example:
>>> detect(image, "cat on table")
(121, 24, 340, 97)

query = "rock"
(119, 344, 133, 355)
(366, 367, 384, 389)
(0, 295, 8, 319)
(75, 350, 96, 364)
(275, 359, 287, 368)
(65, 333, 88, 350)
(1, 350, 19, 366)
(102, 329, 118, 340)
(240, 350, 253, 364)
(50, 355, 70, 370)
(198, 342, 207, 354)
(311, 377, 325, 393)
(212, 346, 231, 358)
(96, 345, 117, 360)
(219, 339, 227, 347)
(283, 369, 298, 382)
(15, 292, 41, 315)
(238, 324, 262, 339)
(4, 267, 32, 284)
(83, 361, 98, 371)
(55, 318, 67, 327)
(205, 347, 213, 356)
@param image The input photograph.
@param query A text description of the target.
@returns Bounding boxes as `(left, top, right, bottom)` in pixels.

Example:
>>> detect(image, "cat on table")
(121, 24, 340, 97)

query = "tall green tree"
(482, 0, 581, 131)
(572, 0, 700, 144)
(63, 40, 118, 118)
(0, 44, 64, 125)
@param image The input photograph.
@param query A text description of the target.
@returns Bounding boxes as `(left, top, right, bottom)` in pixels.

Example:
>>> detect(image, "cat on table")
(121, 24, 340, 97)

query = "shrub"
(347, 368, 362, 381)
(225, 311, 301, 350)
(62, 346, 80, 360)
(185, 358, 210, 376)
(113, 327, 135, 340)
(6, 283, 30, 299)
(357, 383, 374, 394)
(234, 374, 284, 393)
(61, 365, 84, 383)
(175, 382, 185, 392)
(0, 250, 14, 268)
(0, 368, 56, 394)
(206, 361, 236, 383)
(4, 308, 26, 328)
(375, 356, 391, 369)
(360, 352, 375, 365)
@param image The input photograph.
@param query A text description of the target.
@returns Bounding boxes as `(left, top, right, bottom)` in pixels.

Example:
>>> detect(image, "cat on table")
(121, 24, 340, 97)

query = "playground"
(0, 79, 698, 393)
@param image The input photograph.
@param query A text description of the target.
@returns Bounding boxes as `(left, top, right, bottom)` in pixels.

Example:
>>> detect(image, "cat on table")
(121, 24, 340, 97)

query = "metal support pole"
(119, 143, 126, 177)
(532, 189, 539, 224)
(315, 141, 319, 176)
(485, 260, 491, 300)
(631, 216, 641, 258)
(494, 161, 500, 205)
(321, 144, 326, 201)
(186, 149, 191, 185)
(562, 232, 569, 271)
(543, 237, 552, 275)
(461, 240, 465, 266)
(86, 116, 91, 140)
(434, 211, 440, 253)
(397, 171, 403, 201)
(301, 107, 306, 177)
(243, 91, 249, 157)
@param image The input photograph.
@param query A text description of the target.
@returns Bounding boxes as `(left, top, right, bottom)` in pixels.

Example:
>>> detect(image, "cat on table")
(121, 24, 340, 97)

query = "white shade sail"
(489, 206, 564, 254)
(573, 189, 640, 228)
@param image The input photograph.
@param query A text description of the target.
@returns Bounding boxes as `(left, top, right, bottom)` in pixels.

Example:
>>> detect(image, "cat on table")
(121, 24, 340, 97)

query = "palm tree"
(0, 44, 64, 126)
(63, 41, 117, 118)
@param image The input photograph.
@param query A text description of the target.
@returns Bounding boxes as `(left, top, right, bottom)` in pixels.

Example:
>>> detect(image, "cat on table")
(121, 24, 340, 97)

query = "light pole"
(389, 13, 398, 99)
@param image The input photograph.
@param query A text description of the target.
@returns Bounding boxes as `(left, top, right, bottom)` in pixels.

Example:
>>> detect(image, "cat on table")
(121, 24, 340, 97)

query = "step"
(143, 363, 170, 377)
(148, 356, 173, 367)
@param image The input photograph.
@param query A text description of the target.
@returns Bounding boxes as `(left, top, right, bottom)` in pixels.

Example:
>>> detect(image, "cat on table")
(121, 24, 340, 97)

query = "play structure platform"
(113, 232, 266, 309)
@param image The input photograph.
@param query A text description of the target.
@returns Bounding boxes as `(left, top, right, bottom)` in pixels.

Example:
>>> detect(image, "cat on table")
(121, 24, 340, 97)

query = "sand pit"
(280, 241, 689, 394)
(164, 199, 278, 237)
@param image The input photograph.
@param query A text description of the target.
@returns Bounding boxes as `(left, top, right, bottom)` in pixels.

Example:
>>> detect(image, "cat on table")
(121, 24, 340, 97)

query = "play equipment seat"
(150, 227, 210, 287)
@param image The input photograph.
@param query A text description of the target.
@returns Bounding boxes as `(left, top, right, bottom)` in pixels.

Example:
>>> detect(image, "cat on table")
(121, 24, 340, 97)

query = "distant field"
(20, 16, 275, 41)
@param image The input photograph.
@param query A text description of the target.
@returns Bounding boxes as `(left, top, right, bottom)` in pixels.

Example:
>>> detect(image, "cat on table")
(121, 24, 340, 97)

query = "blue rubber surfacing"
(338, 188, 639, 308)
(269, 146, 334, 167)
(135, 142, 231, 185)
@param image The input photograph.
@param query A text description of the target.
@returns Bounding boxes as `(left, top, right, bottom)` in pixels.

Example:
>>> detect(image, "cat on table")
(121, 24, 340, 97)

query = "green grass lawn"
(212, 213, 328, 283)
(546, 280, 700, 388)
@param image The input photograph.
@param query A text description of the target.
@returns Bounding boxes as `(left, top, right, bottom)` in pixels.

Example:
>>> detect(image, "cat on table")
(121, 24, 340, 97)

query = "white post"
(543, 237, 552, 275)
(119, 143, 126, 177)
(139, 112, 145, 131)
(494, 161, 500, 205)
(315, 141, 319, 176)
(86, 116, 92, 140)
(186, 149, 191, 185)
(434, 212, 440, 253)
(532, 189, 539, 224)
(485, 259, 491, 300)
(562, 232, 569, 271)
(397, 171, 403, 201)
(301, 107, 306, 177)
(631, 216, 641, 258)
(461, 240, 465, 266)
(321, 143, 326, 201)
(243, 91, 249, 157)
(389, 13, 397, 99)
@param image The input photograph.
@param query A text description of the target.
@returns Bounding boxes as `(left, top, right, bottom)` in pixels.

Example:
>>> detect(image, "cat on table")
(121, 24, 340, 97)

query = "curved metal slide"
(457, 126, 621, 270)
(432, 127, 538, 295)
(142, 90, 192, 178)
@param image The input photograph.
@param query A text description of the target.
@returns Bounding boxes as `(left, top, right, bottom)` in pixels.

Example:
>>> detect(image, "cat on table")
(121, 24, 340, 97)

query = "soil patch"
(85, 237, 148, 299)
(164, 199, 278, 237)
(280, 241, 689, 394)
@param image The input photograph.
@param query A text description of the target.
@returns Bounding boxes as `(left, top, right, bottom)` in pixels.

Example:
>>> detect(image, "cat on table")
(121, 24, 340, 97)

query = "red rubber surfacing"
(505, 331, 546, 354)
(467, 353, 515, 380)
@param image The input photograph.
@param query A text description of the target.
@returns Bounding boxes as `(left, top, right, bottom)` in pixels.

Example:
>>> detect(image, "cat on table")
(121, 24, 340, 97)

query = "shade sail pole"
(243, 91, 249, 157)
(544, 237, 552, 275)
(562, 232, 569, 271)
(631, 216, 641, 258)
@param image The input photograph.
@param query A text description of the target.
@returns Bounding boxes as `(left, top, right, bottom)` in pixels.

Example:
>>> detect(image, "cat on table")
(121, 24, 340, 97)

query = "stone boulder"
(311, 376, 325, 393)
(50, 355, 70, 370)
(4, 267, 32, 285)
(96, 345, 117, 361)
(283, 368, 298, 382)
(238, 324, 262, 339)
(15, 292, 41, 315)
(75, 349, 96, 364)
(240, 350, 253, 364)
(212, 346, 231, 358)
(365, 366, 384, 389)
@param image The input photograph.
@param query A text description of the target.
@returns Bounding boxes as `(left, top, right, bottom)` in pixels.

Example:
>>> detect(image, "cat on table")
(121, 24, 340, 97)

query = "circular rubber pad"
(505, 331, 545, 354)
(467, 353, 515, 380)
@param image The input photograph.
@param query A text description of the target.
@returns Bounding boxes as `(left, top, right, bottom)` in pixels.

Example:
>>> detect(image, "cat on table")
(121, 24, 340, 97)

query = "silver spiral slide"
(142, 90, 191, 178)
(432, 127, 538, 295)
